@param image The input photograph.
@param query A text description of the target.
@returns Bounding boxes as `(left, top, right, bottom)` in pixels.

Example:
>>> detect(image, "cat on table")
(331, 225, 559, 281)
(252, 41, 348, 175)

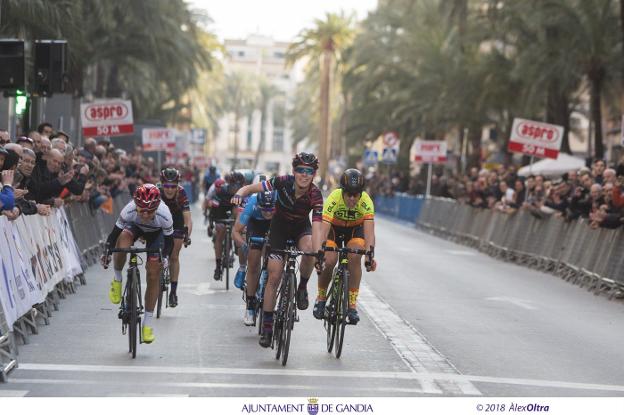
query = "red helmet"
(134, 183, 161, 211)
(214, 178, 226, 191)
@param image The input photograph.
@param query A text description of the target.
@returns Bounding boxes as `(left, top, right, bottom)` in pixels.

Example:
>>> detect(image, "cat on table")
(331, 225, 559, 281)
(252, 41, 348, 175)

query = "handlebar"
(214, 218, 235, 225)
(322, 245, 369, 256)
(108, 247, 161, 254)
(270, 247, 320, 258)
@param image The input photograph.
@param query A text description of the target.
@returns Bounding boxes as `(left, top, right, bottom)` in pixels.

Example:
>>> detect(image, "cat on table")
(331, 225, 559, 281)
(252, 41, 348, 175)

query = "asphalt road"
(2, 205, 624, 397)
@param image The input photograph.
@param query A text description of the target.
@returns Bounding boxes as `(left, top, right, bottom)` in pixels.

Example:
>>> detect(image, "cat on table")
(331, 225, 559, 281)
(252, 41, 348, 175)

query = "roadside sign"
(363, 149, 378, 166)
(381, 147, 398, 164)
(142, 128, 176, 151)
(414, 140, 447, 164)
(507, 118, 563, 159)
(383, 131, 399, 148)
(81, 99, 134, 137)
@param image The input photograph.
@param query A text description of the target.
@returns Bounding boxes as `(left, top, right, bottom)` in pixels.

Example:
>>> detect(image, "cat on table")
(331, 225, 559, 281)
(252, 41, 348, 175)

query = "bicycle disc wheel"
(325, 278, 337, 353)
(129, 271, 138, 359)
(334, 269, 349, 358)
(281, 270, 296, 366)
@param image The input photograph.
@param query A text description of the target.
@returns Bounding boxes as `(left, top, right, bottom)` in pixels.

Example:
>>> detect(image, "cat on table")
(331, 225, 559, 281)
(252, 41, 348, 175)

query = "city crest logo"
(307, 398, 319, 415)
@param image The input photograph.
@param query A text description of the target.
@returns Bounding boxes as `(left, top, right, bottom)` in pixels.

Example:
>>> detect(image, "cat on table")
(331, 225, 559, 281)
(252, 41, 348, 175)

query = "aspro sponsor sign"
(414, 140, 447, 164)
(142, 128, 176, 151)
(81, 99, 134, 137)
(507, 118, 563, 159)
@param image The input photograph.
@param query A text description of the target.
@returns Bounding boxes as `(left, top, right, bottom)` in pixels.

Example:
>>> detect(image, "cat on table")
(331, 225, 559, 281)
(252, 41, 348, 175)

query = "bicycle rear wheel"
(281, 270, 296, 366)
(334, 269, 349, 358)
(128, 270, 139, 359)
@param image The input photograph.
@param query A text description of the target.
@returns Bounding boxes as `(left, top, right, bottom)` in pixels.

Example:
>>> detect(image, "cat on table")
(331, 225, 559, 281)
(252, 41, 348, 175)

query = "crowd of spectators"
(366, 158, 624, 230)
(0, 122, 200, 222)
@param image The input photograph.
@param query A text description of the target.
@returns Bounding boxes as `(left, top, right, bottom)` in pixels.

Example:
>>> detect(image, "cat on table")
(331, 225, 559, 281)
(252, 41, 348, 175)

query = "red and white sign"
(80, 99, 134, 137)
(414, 140, 447, 164)
(383, 131, 399, 148)
(507, 118, 563, 159)
(192, 155, 209, 168)
(142, 128, 176, 151)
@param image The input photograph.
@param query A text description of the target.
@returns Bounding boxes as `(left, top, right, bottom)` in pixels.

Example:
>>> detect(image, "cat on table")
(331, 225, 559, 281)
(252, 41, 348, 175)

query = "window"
(273, 127, 284, 152)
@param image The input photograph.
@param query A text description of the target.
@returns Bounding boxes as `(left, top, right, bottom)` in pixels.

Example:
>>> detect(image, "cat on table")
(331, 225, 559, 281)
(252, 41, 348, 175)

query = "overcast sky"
(190, 0, 378, 42)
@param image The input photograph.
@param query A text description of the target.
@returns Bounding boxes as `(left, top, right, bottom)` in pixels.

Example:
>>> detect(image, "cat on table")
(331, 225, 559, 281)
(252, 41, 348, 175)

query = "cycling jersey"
(239, 194, 270, 226)
(106, 200, 174, 257)
(207, 182, 236, 209)
(322, 189, 375, 227)
(261, 175, 323, 223)
(157, 184, 190, 215)
(116, 201, 174, 235)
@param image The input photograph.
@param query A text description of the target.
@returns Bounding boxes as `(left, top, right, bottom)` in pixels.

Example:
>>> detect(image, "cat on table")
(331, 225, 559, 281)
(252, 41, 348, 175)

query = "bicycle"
(214, 215, 235, 290)
(156, 264, 170, 319)
(269, 240, 319, 366)
(321, 239, 369, 359)
(249, 235, 269, 332)
(106, 246, 161, 359)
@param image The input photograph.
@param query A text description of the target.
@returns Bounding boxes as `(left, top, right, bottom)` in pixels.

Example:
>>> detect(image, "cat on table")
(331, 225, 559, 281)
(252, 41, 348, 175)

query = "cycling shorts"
(247, 219, 271, 249)
(268, 216, 311, 252)
(326, 224, 365, 249)
(122, 225, 164, 260)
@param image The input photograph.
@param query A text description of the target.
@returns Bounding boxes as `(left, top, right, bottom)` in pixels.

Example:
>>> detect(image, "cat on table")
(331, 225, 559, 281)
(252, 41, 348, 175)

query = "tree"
(287, 12, 356, 183)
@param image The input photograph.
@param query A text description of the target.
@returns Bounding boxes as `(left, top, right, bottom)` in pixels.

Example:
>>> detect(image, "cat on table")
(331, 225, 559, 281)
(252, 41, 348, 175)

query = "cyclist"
(314, 168, 377, 325)
(207, 171, 244, 280)
(100, 184, 174, 344)
(232, 169, 255, 287)
(231, 189, 276, 325)
(231, 152, 324, 348)
(158, 167, 192, 308)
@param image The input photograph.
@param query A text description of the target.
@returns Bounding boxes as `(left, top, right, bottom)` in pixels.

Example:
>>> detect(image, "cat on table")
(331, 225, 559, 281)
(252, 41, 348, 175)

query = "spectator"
(592, 159, 606, 185)
(0, 130, 10, 145)
(17, 136, 35, 150)
(52, 130, 70, 143)
(37, 122, 54, 137)
(28, 131, 42, 151)
(29, 149, 81, 206)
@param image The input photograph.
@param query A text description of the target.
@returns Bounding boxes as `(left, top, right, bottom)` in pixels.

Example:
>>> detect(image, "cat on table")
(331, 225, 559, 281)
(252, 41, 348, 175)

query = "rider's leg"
(170, 238, 183, 288)
(113, 230, 134, 280)
(345, 237, 366, 324)
(245, 248, 262, 299)
(318, 250, 338, 300)
(296, 233, 313, 310)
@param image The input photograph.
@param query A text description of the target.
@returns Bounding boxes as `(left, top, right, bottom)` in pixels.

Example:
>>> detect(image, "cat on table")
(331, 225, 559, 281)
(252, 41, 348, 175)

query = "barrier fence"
(0, 193, 129, 382)
(375, 194, 624, 299)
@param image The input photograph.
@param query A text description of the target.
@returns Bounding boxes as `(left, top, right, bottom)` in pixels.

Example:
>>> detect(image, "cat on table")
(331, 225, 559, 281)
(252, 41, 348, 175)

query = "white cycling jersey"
(115, 200, 174, 236)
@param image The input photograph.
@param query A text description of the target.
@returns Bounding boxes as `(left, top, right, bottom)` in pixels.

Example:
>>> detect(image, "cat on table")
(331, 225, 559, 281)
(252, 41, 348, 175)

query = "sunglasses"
(344, 191, 361, 199)
(136, 206, 157, 214)
(162, 183, 177, 189)
(260, 206, 275, 213)
(295, 166, 315, 175)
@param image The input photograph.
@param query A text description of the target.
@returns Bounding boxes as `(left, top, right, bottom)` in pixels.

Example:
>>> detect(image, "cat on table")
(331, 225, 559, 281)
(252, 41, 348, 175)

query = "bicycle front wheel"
(334, 268, 349, 359)
(128, 270, 139, 359)
(224, 233, 230, 291)
(156, 271, 164, 319)
(281, 270, 296, 366)
(325, 276, 337, 353)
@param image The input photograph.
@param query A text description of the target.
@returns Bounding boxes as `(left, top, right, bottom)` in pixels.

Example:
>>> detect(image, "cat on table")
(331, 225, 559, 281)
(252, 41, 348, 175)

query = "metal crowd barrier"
(0, 193, 130, 382)
(415, 198, 624, 300)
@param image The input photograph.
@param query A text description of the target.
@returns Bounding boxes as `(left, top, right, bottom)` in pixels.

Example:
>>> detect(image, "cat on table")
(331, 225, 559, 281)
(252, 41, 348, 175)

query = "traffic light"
(15, 89, 27, 115)
(33, 40, 67, 96)
(0, 39, 25, 91)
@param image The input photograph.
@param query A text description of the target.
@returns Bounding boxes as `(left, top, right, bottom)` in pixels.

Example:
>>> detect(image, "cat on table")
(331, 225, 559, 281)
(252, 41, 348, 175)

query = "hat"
(17, 136, 33, 144)
(79, 149, 94, 160)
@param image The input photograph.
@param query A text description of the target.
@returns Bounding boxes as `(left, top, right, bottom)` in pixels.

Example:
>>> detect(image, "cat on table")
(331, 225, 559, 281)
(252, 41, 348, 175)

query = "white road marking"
(486, 296, 537, 310)
(0, 390, 28, 397)
(445, 250, 476, 256)
(16, 363, 624, 393)
(358, 283, 481, 396)
(10, 377, 428, 394)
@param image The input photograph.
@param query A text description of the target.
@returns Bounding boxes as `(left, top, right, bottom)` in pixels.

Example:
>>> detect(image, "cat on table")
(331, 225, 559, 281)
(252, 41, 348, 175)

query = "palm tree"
(287, 12, 356, 183)
(253, 77, 281, 170)
(221, 70, 259, 169)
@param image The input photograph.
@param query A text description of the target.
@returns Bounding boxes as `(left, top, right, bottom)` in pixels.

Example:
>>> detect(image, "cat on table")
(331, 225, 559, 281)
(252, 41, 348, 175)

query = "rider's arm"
(232, 218, 246, 247)
(105, 225, 123, 250)
(183, 211, 192, 235)
(310, 186, 325, 252)
(363, 219, 375, 252)
(105, 202, 132, 248)
(361, 192, 376, 252)
(179, 187, 192, 235)
(234, 182, 264, 199)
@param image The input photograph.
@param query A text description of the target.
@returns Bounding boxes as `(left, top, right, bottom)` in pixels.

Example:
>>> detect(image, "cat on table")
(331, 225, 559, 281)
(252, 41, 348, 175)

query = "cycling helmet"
(292, 152, 319, 170)
(134, 183, 161, 211)
(227, 171, 245, 186)
(214, 178, 226, 191)
(160, 167, 180, 183)
(257, 191, 276, 209)
(340, 168, 365, 194)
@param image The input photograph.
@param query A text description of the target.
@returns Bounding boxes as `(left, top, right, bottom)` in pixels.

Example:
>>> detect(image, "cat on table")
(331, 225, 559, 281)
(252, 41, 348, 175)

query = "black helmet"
(257, 190, 276, 209)
(226, 171, 245, 186)
(340, 168, 365, 194)
(160, 167, 180, 183)
(292, 152, 319, 170)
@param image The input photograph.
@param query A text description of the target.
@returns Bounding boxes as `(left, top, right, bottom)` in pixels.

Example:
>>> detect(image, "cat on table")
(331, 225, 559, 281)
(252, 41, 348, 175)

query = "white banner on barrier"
(0, 208, 84, 329)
